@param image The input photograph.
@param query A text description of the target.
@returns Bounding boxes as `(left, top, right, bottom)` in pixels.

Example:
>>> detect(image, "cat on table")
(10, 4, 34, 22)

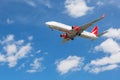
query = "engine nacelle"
(72, 26, 80, 31)
(60, 34, 67, 39)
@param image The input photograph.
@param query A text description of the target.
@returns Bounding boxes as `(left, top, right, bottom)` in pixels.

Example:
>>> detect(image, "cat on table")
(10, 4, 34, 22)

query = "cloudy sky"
(0, 0, 120, 80)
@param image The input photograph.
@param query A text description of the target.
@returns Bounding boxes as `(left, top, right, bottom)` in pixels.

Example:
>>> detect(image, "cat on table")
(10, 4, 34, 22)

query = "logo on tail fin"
(91, 26, 98, 36)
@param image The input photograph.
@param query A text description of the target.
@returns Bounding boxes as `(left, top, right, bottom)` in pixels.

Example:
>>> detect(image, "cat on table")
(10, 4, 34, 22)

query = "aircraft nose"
(45, 22, 51, 26)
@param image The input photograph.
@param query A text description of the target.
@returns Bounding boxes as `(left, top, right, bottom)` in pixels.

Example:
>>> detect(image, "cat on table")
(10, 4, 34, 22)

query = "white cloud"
(95, 38, 120, 54)
(17, 63, 25, 70)
(64, 0, 94, 18)
(0, 34, 32, 68)
(2, 34, 14, 44)
(27, 57, 44, 73)
(0, 54, 6, 62)
(6, 18, 14, 24)
(15, 43, 31, 59)
(96, 0, 120, 8)
(84, 28, 120, 73)
(84, 64, 119, 73)
(24, 0, 52, 8)
(28, 36, 33, 41)
(25, 0, 36, 7)
(7, 56, 17, 67)
(16, 40, 24, 45)
(56, 56, 84, 75)
(92, 52, 120, 66)
(103, 28, 120, 40)
(96, 1, 104, 6)
(109, 0, 120, 8)
(36, 50, 41, 54)
(44, 1, 52, 8)
(4, 44, 17, 56)
(39, 0, 52, 8)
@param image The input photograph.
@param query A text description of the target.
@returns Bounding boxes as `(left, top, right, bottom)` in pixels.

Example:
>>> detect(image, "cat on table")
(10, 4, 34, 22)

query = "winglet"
(102, 14, 106, 18)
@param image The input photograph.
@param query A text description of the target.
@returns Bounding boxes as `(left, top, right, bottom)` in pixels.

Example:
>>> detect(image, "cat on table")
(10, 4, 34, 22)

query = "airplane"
(45, 14, 107, 44)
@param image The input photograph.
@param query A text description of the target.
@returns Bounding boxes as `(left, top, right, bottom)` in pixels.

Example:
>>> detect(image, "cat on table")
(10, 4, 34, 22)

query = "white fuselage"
(46, 21, 98, 40)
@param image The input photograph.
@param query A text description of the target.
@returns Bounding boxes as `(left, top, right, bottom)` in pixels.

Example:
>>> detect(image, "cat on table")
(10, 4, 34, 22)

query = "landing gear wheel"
(71, 38, 74, 40)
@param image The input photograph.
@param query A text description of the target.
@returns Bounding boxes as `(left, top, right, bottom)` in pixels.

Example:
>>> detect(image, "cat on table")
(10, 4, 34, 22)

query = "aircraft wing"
(79, 14, 105, 32)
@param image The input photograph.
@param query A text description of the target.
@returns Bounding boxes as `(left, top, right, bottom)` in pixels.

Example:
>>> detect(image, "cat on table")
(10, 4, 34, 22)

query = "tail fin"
(91, 26, 98, 36)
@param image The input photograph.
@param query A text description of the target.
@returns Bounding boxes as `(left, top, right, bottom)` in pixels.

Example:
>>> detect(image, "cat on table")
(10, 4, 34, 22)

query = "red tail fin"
(91, 26, 98, 36)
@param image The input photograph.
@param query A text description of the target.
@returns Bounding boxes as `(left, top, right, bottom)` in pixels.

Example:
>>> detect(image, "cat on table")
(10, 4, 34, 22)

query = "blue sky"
(0, 0, 120, 80)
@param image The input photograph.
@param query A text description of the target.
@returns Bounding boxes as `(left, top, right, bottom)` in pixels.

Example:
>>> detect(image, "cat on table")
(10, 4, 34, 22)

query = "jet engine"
(72, 26, 80, 31)
(60, 34, 67, 39)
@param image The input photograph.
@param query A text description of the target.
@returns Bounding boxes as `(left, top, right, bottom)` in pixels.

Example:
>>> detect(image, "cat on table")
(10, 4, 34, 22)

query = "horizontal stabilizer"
(98, 31, 108, 37)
